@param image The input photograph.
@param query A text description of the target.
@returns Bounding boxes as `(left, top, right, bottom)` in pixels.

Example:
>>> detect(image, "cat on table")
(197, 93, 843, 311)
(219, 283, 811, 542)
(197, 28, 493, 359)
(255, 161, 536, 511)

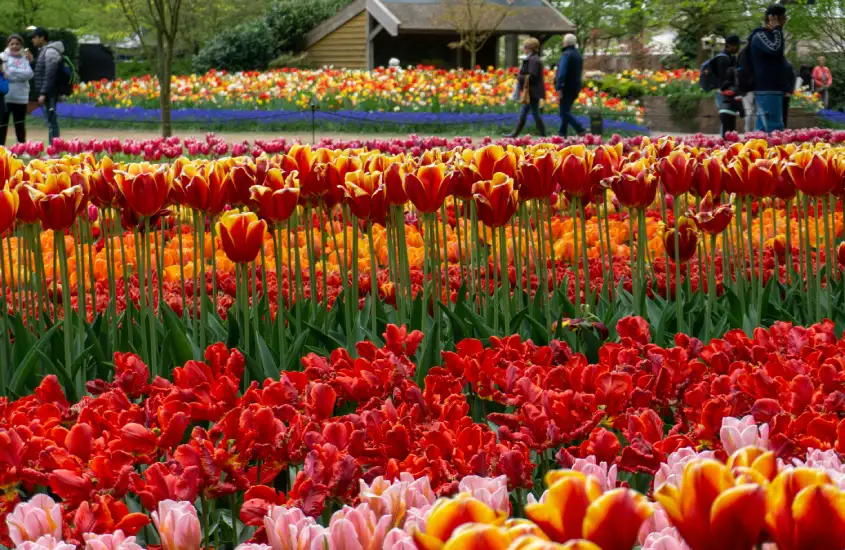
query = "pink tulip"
(16, 535, 75, 550)
(654, 448, 715, 490)
(638, 505, 672, 545)
(720, 415, 769, 455)
(641, 527, 691, 550)
(311, 504, 391, 550)
(382, 529, 415, 550)
(264, 506, 323, 550)
(7, 494, 63, 547)
(83, 530, 144, 550)
(457, 476, 509, 513)
(235, 545, 272, 550)
(569, 456, 618, 492)
(152, 500, 202, 550)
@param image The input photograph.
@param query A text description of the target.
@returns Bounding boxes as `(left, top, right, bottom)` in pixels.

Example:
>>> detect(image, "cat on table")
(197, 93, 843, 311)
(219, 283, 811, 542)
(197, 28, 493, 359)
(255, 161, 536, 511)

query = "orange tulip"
(30, 185, 85, 231)
(765, 467, 845, 550)
(0, 185, 19, 234)
(178, 162, 231, 215)
(507, 537, 601, 550)
(787, 150, 837, 197)
(663, 216, 698, 263)
(591, 143, 624, 183)
(413, 494, 506, 550)
(691, 155, 725, 197)
(404, 164, 451, 213)
(516, 152, 559, 201)
(655, 459, 766, 550)
(558, 148, 594, 199)
(658, 149, 695, 196)
(217, 210, 267, 264)
(473, 145, 516, 180)
(729, 157, 777, 198)
(473, 173, 518, 228)
(343, 169, 387, 224)
(726, 447, 777, 483)
(90, 157, 119, 208)
(694, 192, 734, 235)
(250, 172, 300, 224)
(115, 166, 171, 217)
(525, 470, 651, 550)
(609, 161, 657, 209)
(10, 175, 38, 224)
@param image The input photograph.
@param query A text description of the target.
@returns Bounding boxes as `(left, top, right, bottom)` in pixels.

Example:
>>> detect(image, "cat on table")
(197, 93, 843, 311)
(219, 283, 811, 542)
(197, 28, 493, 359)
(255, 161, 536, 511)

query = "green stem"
(499, 225, 510, 335)
(368, 224, 379, 340)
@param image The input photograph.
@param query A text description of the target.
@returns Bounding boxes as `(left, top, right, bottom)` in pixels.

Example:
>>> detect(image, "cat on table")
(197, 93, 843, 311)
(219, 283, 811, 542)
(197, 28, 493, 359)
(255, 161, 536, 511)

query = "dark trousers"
(1, 102, 27, 145)
(41, 96, 59, 145)
(782, 95, 791, 129)
(558, 93, 584, 137)
(517, 97, 546, 136)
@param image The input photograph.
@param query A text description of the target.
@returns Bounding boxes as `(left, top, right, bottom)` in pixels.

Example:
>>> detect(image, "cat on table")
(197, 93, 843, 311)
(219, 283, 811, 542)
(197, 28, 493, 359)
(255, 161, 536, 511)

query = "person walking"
(554, 33, 585, 137)
(710, 35, 742, 137)
(813, 56, 832, 108)
(505, 38, 546, 138)
(749, 4, 789, 132)
(0, 34, 34, 145)
(31, 27, 64, 145)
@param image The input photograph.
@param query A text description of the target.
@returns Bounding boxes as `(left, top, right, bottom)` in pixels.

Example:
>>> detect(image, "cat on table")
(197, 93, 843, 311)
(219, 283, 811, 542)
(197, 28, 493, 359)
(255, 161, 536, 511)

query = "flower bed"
(2, 315, 845, 549)
(0, 134, 845, 548)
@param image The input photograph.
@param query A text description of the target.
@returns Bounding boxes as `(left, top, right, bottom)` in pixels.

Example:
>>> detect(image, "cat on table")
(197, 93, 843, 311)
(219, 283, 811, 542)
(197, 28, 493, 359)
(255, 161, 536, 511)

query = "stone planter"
(786, 107, 818, 130)
(642, 96, 720, 134)
(644, 95, 819, 134)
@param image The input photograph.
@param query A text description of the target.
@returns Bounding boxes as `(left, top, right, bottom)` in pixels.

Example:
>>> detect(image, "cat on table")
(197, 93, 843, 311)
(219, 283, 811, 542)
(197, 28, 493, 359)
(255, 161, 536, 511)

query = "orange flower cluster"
(419, 447, 845, 550)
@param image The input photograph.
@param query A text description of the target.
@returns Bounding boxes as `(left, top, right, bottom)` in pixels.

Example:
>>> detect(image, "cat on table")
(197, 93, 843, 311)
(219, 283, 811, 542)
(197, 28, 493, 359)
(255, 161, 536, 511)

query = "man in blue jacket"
(749, 4, 790, 132)
(555, 34, 585, 137)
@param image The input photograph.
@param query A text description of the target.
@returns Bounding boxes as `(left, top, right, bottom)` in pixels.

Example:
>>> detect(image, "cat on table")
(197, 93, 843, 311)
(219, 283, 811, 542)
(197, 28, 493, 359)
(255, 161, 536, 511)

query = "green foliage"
(115, 57, 195, 79)
(193, 0, 352, 72)
(268, 51, 310, 69)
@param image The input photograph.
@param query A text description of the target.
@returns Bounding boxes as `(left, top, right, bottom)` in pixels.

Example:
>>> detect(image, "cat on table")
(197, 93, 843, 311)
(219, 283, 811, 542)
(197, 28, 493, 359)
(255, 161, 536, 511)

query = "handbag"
(519, 75, 531, 105)
(0, 73, 8, 96)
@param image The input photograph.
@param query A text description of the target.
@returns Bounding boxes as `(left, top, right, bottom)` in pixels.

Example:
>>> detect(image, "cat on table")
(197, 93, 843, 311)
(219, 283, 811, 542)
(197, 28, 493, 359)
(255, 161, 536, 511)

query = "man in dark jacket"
(31, 27, 64, 144)
(505, 37, 546, 138)
(711, 35, 742, 137)
(555, 34, 585, 137)
(749, 4, 789, 132)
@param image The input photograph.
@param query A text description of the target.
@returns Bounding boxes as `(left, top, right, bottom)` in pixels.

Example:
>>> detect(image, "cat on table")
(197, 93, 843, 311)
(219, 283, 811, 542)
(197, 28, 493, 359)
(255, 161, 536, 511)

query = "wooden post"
(504, 34, 518, 67)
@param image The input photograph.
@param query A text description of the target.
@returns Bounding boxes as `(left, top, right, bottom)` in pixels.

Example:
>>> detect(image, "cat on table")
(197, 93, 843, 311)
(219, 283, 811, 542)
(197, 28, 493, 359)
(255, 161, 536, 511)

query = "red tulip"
(663, 216, 698, 263)
(609, 160, 657, 209)
(787, 150, 837, 197)
(694, 192, 734, 235)
(343, 169, 387, 225)
(657, 149, 694, 196)
(404, 164, 451, 213)
(217, 210, 268, 264)
(115, 165, 171, 217)
(473, 173, 518, 228)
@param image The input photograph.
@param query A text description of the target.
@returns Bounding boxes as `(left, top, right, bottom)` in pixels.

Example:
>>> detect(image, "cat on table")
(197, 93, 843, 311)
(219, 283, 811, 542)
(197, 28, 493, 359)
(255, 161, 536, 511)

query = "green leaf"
(227, 314, 241, 350)
(162, 303, 200, 364)
(304, 322, 345, 351)
(255, 333, 279, 379)
(10, 314, 34, 369)
(525, 313, 549, 345)
(456, 301, 493, 339)
(437, 301, 467, 342)
(284, 327, 311, 372)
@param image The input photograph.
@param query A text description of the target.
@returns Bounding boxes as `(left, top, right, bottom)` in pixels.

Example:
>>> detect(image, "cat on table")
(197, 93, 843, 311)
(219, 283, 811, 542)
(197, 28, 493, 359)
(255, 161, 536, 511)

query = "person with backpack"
(0, 34, 34, 146)
(701, 35, 742, 137)
(31, 27, 64, 144)
(745, 4, 790, 132)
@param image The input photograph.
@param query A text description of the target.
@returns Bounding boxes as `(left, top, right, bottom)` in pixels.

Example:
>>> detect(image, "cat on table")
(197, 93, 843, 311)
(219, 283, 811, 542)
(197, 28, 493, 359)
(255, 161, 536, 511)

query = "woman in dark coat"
(506, 38, 546, 137)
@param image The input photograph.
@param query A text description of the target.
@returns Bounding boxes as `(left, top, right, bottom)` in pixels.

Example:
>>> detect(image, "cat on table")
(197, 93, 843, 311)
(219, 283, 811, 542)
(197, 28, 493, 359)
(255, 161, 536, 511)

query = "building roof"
(305, 0, 574, 48)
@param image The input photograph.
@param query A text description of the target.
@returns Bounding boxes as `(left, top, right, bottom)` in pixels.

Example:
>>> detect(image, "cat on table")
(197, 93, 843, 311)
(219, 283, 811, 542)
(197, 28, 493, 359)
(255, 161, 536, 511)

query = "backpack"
(699, 53, 727, 91)
(736, 43, 755, 95)
(55, 55, 77, 97)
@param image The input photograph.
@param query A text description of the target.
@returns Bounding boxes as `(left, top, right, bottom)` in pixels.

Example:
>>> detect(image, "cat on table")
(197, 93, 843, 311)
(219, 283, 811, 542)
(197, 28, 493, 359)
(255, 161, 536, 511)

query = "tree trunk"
(158, 33, 174, 138)
(470, 49, 477, 69)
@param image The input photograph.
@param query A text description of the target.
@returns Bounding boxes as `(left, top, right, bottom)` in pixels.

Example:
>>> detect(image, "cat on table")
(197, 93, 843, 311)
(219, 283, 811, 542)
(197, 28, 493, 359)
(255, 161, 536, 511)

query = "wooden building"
(303, 0, 575, 70)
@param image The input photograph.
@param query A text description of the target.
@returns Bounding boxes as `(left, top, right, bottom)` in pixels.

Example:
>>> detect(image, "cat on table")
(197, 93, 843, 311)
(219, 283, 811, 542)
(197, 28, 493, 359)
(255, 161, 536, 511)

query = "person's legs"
(782, 96, 791, 129)
(0, 99, 9, 146)
(528, 98, 545, 136)
(10, 104, 26, 143)
(743, 92, 755, 133)
(558, 94, 583, 137)
(506, 103, 530, 137)
(42, 96, 59, 144)
(754, 92, 785, 133)
(824, 88, 830, 108)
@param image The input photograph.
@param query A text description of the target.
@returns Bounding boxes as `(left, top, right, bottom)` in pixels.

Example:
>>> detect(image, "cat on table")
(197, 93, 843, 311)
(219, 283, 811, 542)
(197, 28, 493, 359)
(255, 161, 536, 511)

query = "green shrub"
(268, 51, 310, 69)
(193, 0, 352, 72)
(824, 55, 845, 111)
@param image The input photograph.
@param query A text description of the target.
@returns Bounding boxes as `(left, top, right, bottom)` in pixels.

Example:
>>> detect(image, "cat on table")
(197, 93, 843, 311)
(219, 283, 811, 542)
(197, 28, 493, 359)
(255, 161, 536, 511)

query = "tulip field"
(4, 133, 845, 550)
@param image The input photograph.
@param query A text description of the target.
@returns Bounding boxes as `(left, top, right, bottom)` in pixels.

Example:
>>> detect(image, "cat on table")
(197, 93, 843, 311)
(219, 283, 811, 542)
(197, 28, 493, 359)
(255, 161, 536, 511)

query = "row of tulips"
(70, 67, 645, 120)
(9, 128, 845, 163)
(3, 137, 845, 394)
(3, 314, 845, 549)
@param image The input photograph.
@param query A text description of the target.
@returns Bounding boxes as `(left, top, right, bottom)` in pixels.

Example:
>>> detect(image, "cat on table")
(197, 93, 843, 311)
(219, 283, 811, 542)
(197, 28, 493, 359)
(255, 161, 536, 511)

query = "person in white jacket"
(0, 34, 34, 145)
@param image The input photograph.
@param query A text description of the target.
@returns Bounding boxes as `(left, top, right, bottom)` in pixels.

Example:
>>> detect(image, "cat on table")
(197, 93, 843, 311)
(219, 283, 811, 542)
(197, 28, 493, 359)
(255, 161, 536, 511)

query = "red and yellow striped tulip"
(413, 494, 506, 550)
(217, 210, 268, 264)
(404, 163, 451, 213)
(473, 173, 518, 228)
